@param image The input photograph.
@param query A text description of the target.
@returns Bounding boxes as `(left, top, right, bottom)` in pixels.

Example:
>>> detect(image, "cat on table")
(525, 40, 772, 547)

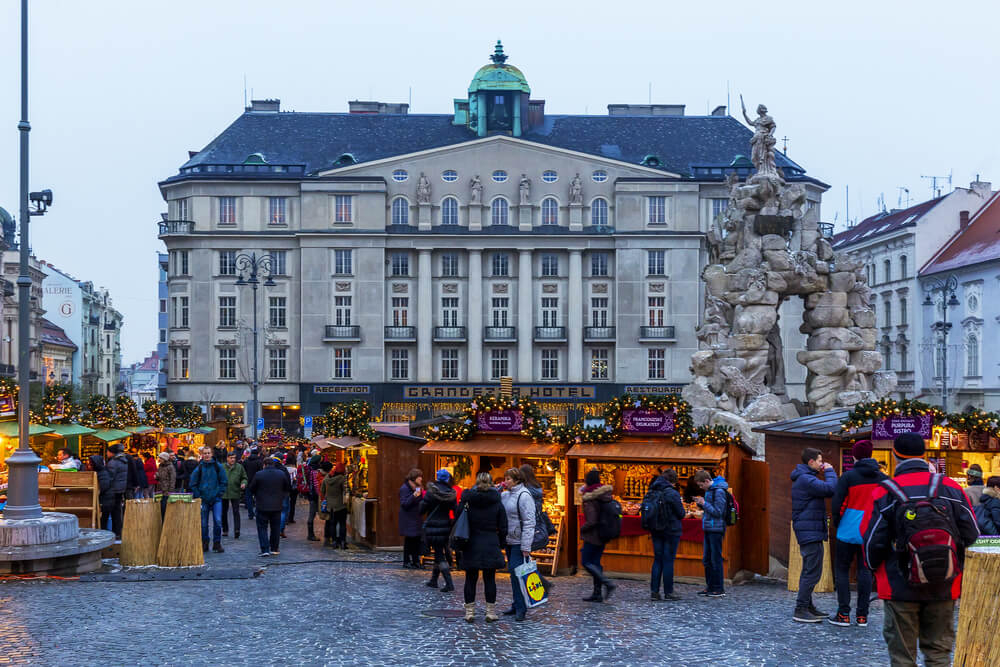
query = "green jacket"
(222, 462, 248, 500)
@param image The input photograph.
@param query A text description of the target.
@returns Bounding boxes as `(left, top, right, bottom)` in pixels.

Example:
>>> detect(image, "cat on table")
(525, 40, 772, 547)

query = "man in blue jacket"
(190, 446, 228, 553)
(693, 469, 730, 597)
(791, 447, 837, 623)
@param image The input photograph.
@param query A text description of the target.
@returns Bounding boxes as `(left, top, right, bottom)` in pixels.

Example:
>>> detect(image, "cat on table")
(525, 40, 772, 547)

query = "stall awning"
(228, 423, 247, 429)
(124, 426, 154, 434)
(751, 409, 862, 442)
(163, 428, 192, 435)
(48, 423, 97, 437)
(92, 429, 133, 443)
(566, 442, 726, 463)
(420, 437, 561, 458)
(0, 422, 55, 437)
(196, 426, 215, 434)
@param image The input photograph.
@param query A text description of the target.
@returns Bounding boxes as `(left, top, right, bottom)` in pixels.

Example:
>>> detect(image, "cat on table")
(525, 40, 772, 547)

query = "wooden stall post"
(120, 498, 162, 566)
(157, 499, 205, 567)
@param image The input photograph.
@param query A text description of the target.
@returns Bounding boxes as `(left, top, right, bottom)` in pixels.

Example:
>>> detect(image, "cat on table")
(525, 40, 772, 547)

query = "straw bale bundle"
(954, 548, 1000, 666)
(786, 522, 833, 592)
(120, 499, 162, 566)
(156, 498, 204, 567)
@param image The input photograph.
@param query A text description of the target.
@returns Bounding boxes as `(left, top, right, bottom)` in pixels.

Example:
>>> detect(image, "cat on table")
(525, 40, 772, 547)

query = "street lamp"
(922, 274, 960, 412)
(278, 396, 285, 433)
(234, 252, 275, 441)
(5, 0, 54, 520)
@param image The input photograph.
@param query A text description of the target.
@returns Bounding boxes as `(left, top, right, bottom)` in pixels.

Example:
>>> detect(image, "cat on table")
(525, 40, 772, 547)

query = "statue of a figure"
(416, 173, 431, 204)
(698, 294, 732, 348)
(569, 173, 583, 204)
(741, 96, 778, 178)
(469, 175, 483, 204)
(519, 174, 531, 205)
(764, 322, 786, 396)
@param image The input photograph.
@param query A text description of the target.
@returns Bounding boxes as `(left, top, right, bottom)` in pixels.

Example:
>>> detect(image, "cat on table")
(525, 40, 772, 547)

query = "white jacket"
(501, 484, 537, 553)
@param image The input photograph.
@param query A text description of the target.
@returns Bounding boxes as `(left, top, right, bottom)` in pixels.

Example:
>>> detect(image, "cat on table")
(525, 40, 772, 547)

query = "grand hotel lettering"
(403, 385, 596, 400)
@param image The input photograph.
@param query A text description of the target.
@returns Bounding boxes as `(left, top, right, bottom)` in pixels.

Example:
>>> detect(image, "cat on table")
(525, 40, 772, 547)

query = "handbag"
(319, 498, 330, 521)
(517, 490, 554, 552)
(449, 503, 470, 551)
(514, 557, 549, 608)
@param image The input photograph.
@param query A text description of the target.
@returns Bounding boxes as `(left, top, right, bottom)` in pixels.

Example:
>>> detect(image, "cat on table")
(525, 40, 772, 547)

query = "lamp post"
(234, 252, 274, 441)
(278, 396, 285, 433)
(922, 274, 960, 413)
(5, 0, 53, 520)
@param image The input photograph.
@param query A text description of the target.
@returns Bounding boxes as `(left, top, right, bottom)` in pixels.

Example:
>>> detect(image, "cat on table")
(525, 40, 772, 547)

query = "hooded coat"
(156, 460, 176, 495)
(90, 455, 114, 506)
(321, 473, 348, 512)
(646, 475, 686, 536)
(701, 476, 730, 534)
(791, 463, 837, 545)
(398, 481, 424, 538)
(977, 486, 1000, 534)
(831, 458, 887, 544)
(107, 453, 129, 494)
(580, 483, 614, 545)
(420, 481, 457, 547)
(190, 459, 228, 503)
(456, 486, 508, 569)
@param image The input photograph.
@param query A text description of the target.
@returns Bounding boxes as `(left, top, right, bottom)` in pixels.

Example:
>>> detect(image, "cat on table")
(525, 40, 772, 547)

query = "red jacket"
(144, 457, 158, 487)
(861, 458, 979, 602)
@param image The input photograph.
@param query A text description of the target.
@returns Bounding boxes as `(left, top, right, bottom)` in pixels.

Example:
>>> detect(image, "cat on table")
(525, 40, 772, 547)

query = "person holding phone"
(790, 447, 838, 623)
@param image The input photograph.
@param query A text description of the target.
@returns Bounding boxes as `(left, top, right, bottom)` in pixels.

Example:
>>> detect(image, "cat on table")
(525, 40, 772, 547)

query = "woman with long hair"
(457, 472, 507, 622)
(501, 467, 536, 621)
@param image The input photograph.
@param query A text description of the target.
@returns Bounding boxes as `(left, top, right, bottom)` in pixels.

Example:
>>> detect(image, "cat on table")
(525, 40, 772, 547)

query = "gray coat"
(501, 484, 537, 554)
(107, 454, 129, 494)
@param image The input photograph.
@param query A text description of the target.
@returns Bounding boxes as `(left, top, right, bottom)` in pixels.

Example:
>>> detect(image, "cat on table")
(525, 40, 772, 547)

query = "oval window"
(492, 170, 508, 183)
(542, 170, 558, 183)
(592, 170, 608, 183)
(442, 170, 458, 182)
(392, 169, 408, 182)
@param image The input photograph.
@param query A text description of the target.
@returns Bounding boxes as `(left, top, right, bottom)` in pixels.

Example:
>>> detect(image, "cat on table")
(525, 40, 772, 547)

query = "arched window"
(884, 259, 891, 284)
(967, 334, 980, 376)
(440, 197, 459, 225)
(391, 198, 409, 225)
(541, 198, 559, 225)
(591, 198, 608, 226)
(900, 255, 908, 280)
(491, 198, 509, 226)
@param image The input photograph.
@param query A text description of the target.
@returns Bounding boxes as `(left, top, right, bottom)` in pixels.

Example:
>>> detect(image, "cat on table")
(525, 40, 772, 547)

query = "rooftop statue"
(741, 96, 778, 179)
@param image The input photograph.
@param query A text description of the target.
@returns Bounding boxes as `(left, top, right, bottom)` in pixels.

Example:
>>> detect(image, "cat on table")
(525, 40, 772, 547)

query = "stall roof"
(124, 426, 155, 434)
(420, 436, 560, 458)
(47, 423, 97, 437)
(196, 426, 216, 434)
(163, 428, 192, 435)
(566, 442, 726, 462)
(0, 422, 55, 437)
(229, 423, 247, 428)
(751, 409, 864, 442)
(374, 424, 426, 444)
(92, 429, 133, 443)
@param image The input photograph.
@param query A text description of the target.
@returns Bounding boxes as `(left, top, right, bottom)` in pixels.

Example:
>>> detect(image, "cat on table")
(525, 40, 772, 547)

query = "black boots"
(582, 579, 603, 602)
(439, 561, 455, 592)
(583, 564, 614, 602)
(307, 527, 319, 542)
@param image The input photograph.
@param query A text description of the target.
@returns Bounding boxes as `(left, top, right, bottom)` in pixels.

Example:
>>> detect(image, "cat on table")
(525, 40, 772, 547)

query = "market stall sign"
(0, 393, 14, 418)
(621, 408, 675, 434)
(477, 409, 523, 432)
(872, 414, 932, 440)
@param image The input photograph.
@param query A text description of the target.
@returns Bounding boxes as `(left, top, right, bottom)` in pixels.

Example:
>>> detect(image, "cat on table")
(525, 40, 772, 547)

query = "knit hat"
(109, 444, 124, 454)
(158, 451, 171, 461)
(309, 455, 321, 467)
(436, 468, 451, 483)
(851, 439, 874, 461)
(893, 432, 925, 459)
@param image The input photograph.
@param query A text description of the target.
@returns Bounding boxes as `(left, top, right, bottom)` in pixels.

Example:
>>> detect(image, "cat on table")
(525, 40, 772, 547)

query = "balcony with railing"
(534, 326, 567, 342)
(584, 326, 616, 341)
(484, 326, 516, 342)
(384, 326, 416, 342)
(433, 326, 467, 342)
(158, 219, 195, 236)
(323, 325, 361, 341)
(639, 325, 676, 341)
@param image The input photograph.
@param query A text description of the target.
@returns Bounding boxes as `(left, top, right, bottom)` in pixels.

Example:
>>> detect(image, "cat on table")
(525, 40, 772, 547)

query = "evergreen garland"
(314, 400, 376, 441)
(425, 394, 546, 442)
(841, 398, 944, 433)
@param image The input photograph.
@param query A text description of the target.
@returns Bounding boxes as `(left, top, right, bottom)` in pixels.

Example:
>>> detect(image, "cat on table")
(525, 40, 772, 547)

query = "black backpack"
(717, 488, 740, 527)
(881, 474, 962, 587)
(640, 487, 670, 533)
(597, 498, 623, 542)
(974, 501, 998, 536)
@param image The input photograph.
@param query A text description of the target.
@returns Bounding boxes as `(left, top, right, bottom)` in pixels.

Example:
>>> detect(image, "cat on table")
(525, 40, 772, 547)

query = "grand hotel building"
(157, 43, 826, 427)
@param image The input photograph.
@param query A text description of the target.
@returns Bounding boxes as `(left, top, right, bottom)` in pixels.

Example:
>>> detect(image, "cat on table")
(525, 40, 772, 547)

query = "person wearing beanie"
(398, 468, 425, 568)
(321, 460, 349, 548)
(155, 451, 177, 519)
(421, 467, 457, 593)
(862, 432, 980, 666)
(965, 464, 985, 507)
(828, 439, 886, 627)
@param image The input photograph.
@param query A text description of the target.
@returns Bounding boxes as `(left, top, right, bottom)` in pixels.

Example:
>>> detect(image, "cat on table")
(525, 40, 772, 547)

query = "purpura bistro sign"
(621, 409, 676, 434)
(477, 409, 524, 432)
(872, 414, 933, 440)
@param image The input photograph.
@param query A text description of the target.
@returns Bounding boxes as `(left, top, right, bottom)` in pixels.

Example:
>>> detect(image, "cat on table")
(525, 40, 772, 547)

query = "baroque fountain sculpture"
(682, 97, 896, 453)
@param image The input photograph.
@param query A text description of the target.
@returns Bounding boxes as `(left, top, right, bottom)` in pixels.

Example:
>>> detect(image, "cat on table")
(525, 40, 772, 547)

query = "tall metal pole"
(940, 297, 949, 413)
(251, 280, 259, 441)
(5, 0, 43, 520)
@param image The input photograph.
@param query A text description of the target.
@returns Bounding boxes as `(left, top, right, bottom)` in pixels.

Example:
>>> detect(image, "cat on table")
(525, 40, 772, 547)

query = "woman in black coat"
(88, 455, 114, 532)
(458, 472, 508, 623)
(420, 469, 457, 592)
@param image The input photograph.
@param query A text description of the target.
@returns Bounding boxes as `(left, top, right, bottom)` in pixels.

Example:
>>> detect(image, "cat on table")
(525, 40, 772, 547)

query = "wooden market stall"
(565, 435, 767, 579)
(364, 426, 433, 549)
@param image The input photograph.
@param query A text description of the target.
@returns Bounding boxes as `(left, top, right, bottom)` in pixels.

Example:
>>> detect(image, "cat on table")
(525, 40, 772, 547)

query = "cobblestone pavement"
(0, 500, 917, 666)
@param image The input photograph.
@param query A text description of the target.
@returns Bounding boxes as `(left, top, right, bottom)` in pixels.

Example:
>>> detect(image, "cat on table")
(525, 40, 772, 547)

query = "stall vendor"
(50, 448, 81, 471)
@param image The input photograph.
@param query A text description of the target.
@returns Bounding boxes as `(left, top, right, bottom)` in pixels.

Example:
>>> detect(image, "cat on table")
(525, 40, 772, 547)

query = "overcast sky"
(1, 0, 998, 364)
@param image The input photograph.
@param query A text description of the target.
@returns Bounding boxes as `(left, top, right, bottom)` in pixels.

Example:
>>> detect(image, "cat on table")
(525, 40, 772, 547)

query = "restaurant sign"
(477, 409, 524, 432)
(621, 409, 675, 434)
(872, 414, 932, 440)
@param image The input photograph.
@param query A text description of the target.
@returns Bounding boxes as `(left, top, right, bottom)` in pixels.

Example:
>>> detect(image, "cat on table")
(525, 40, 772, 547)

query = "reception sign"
(477, 409, 523, 432)
(872, 414, 932, 440)
(622, 409, 676, 434)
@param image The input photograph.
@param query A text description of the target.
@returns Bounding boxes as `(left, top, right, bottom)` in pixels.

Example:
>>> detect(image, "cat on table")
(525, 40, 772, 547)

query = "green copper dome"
(468, 41, 530, 94)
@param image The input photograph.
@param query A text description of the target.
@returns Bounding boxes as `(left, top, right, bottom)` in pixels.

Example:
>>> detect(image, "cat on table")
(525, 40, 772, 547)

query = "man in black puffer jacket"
(106, 445, 130, 538)
(243, 448, 263, 520)
(647, 468, 686, 601)
(420, 469, 457, 592)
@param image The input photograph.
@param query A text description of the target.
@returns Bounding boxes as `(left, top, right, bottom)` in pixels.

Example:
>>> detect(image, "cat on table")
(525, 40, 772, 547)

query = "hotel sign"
(403, 385, 595, 400)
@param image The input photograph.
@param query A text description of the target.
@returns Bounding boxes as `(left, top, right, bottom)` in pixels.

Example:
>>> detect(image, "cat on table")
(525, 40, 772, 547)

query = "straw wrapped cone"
(157, 498, 205, 567)
(786, 521, 833, 592)
(954, 547, 1000, 666)
(120, 499, 162, 566)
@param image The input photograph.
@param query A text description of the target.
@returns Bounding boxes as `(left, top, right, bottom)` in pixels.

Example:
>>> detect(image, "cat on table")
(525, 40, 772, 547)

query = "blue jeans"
(506, 546, 527, 614)
(702, 531, 725, 593)
(651, 533, 681, 595)
(201, 498, 223, 544)
(245, 486, 256, 519)
(581, 541, 606, 579)
(280, 496, 289, 533)
(256, 510, 281, 554)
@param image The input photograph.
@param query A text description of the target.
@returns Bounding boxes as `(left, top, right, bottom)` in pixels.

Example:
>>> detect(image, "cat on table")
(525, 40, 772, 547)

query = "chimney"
(959, 210, 970, 229)
(527, 99, 545, 128)
(711, 105, 727, 117)
(969, 179, 992, 199)
(247, 99, 280, 113)
(348, 100, 409, 114)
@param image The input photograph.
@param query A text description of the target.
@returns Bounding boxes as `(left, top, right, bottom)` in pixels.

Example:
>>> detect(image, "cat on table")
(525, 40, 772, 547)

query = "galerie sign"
(477, 409, 523, 432)
(872, 414, 932, 440)
(621, 409, 676, 434)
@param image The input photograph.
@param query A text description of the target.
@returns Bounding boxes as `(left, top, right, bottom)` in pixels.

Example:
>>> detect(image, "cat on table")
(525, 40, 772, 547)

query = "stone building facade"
(157, 43, 827, 424)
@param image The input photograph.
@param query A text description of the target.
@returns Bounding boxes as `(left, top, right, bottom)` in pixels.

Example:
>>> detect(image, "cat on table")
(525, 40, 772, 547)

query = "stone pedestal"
(0, 513, 113, 575)
(518, 205, 532, 231)
(467, 203, 483, 231)
(417, 203, 432, 231)
(569, 203, 583, 231)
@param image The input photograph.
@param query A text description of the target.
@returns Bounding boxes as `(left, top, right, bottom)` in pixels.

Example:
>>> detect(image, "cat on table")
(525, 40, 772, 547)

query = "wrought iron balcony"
(157, 219, 195, 236)
(584, 326, 616, 341)
(433, 326, 467, 342)
(639, 325, 676, 341)
(323, 325, 361, 341)
(484, 326, 516, 341)
(534, 326, 567, 342)
(384, 325, 416, 341)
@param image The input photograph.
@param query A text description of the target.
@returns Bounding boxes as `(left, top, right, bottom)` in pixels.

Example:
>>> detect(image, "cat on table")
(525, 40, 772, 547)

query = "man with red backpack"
(862, 432, 979, 667)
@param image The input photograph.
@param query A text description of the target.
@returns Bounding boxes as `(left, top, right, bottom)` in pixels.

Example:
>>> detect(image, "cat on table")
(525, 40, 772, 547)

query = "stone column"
(467, 250, 483, 382)
(568, 250, 583, 382)
(518, 250, 533, 381)
(417, 250, 433, 382)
